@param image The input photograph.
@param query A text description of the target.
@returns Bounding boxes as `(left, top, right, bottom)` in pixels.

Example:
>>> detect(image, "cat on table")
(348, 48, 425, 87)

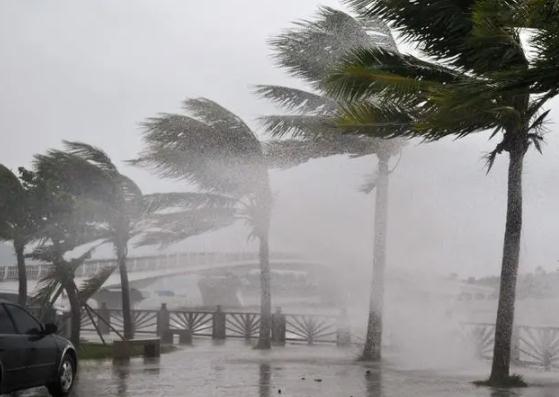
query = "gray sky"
(1, 0, 559, 278)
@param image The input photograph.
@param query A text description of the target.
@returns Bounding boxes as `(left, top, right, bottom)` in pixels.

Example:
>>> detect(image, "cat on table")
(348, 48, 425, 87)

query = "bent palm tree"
(134, 98, 274, 349)
(0, 165, 39, 306)
(57, 141, 236, 340)
(327, 0, 559, 385)
(258, 7, 402, 360)
(20, 153, 112, 346)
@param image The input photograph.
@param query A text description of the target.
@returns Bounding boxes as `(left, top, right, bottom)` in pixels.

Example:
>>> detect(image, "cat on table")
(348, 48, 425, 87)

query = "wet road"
(9, 340, 559, 397)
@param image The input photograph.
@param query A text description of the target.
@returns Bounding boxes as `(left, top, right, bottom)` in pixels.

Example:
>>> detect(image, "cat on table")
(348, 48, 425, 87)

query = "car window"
(0, 304, 17, 334)
(5, 304, 42, 334)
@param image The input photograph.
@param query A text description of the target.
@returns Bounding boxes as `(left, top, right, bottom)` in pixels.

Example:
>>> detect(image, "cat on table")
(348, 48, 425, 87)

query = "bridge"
(0, 251, 326, 296)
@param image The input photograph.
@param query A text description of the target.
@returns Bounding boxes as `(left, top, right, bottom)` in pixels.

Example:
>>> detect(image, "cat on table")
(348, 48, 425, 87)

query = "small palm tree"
(0, 165, 39, 306)
(32, 249, 116, 345)
(134, 98, 275, 349)
(327, 0, 559, 385)
(258, 7, 402, 360)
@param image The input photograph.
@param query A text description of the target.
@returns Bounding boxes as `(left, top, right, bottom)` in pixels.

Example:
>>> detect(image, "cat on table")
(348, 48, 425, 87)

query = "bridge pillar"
(212, 305, 226, 340)
(336, 309, 351, 347)
(157, 303, 171, 343)
(272, 307, 286, 345)
(98, 302, 110, 335)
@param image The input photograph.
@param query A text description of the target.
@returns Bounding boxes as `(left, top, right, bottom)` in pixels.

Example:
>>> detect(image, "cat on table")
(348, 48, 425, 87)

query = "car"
(0, 300, 77, 396)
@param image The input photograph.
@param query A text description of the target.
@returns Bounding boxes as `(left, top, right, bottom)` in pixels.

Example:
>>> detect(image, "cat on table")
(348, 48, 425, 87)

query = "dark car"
(0, 301, 77, 396)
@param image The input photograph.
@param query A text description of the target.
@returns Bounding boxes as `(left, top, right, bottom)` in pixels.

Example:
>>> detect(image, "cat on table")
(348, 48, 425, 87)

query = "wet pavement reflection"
(7, 340, 559, 397)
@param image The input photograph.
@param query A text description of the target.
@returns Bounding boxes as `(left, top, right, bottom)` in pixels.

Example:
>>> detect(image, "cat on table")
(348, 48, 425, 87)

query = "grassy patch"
(79, 342, 177, 360)
(473, 374, 528, 388)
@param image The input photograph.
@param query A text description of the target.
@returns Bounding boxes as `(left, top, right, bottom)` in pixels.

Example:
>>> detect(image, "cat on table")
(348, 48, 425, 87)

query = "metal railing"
(463, 322, 559, 370)
(69, 304, 352, 346)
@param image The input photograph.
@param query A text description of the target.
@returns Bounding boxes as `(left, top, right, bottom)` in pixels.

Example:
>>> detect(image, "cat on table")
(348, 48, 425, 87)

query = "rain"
(1, 1, 559, 396)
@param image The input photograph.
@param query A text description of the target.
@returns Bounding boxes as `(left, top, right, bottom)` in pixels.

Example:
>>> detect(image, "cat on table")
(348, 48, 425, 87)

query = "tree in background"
(327, 0, 559, 385)
(134, 98, 275, 349)
(0, 165, 40, 306)
(258, 7, 402, 360)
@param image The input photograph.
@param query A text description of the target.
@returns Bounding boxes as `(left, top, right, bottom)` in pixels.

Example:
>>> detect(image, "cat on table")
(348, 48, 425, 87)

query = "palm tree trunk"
(362, 155, 390, 361)
(64, 282, 81, 347)
(256, 231, 272, 349)
(117, 242, 133, 340)
(14, 241, 27, 307)
(489, 145, 525, 384)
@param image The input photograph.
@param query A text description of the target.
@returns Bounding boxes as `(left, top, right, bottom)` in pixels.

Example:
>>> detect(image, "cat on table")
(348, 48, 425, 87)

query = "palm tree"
(258, 7, 402, 360)
(19, 142, 235, 345)
(134, 98, 275, 349)
(492, 2, 559, 95)
(32, 249, 116, 346)
(58, 141, 237, 340)
(326, 0, 559, 385)
(0, 165, 39, 306)
(20, 151, 113, 346)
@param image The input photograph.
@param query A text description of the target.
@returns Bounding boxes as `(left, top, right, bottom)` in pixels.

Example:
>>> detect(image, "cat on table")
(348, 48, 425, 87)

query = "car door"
(0, 303, 29, 392)
(4, 304, 59, 387)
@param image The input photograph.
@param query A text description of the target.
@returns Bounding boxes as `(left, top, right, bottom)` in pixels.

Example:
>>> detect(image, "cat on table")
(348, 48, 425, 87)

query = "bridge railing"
(0, 251, 303, 281)
(463, 322, 559, 370)
(71, 304, 353, 346)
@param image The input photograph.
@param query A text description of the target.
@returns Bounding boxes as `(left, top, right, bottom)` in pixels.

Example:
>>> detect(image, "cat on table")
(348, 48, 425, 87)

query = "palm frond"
(264, 136, 395, 168)
(348, 0, 528, 73)
(31, 270, 63, 308)
(135, 99, 267, 197)
(335, 101, 416, 138)
(326, 47, 461, 103)
(0, 164, 24, 204)
(33, 150, 115, 200)
(254, 85, 338, 115)
(135, 207, 236, 248)
(78, 266, 116, 304)
(142, 192, 236, 214)
(271, 6, 396, 87)
(62, 141, 118, 173)
(259, 114, 341, 139)
(0, 164, 26, 240)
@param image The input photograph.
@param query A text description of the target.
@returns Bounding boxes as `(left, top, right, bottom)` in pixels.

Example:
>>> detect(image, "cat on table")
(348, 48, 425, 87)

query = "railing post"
(212, 305, 226, 340)
(336, 309, 351, 347)
(157, 303, 172, 343)
(511, 326, 520, 365)
(98, 302, 110, 335)
(272, 307, 286, 345)
(179, 329, 192, 345)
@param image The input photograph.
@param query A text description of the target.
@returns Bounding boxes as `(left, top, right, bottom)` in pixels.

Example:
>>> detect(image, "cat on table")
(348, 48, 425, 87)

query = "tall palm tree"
(0, 165, 39, 306)
(134, 98, 275, 349)
(258, 7, 402, 360)
(326, 0, 559, 385)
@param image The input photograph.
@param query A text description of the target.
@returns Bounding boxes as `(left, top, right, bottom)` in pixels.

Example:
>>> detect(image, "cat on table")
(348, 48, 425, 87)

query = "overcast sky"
(1, 0, 558, 278)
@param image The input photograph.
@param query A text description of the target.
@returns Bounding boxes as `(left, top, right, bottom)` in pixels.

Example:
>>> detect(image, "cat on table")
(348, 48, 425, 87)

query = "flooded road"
(10, 340, 559, 397)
